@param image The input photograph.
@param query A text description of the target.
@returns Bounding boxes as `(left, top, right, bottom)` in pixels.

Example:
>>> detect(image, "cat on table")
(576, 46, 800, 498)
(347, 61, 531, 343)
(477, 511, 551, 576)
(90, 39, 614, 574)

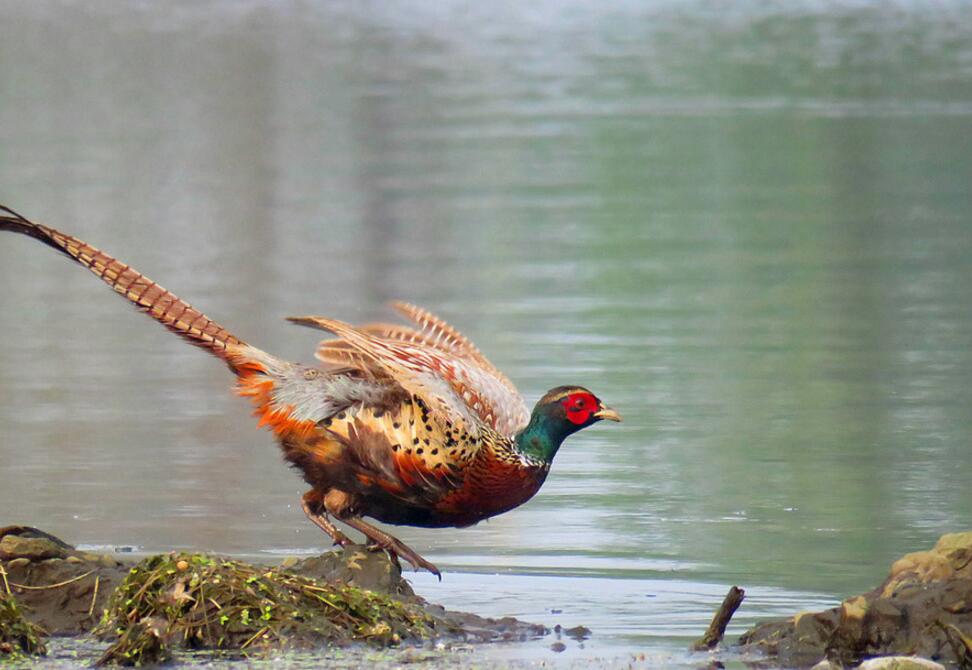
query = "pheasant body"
(0, 205, 620, 577)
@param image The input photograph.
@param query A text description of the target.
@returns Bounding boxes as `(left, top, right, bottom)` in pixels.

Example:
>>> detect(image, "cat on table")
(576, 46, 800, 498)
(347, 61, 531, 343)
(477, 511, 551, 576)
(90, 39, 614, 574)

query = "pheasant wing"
(290, 316, 483, 437)
(298, 306, 529, 436)
(389, 302, 529, 435)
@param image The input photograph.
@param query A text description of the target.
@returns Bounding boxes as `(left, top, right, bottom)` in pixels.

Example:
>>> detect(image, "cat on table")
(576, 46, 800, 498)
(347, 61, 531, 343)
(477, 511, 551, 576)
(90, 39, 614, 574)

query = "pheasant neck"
(513, 413, 573, 464)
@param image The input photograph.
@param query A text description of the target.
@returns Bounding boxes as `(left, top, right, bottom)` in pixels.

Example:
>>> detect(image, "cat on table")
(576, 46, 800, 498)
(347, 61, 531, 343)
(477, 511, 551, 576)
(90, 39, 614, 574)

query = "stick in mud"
(691, 586, 745, 652)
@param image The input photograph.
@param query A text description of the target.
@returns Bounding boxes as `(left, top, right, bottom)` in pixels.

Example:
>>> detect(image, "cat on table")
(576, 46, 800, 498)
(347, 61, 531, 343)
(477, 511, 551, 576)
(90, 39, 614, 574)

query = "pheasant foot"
(342, 516, 441, 580)
(301, 491, 352, 546)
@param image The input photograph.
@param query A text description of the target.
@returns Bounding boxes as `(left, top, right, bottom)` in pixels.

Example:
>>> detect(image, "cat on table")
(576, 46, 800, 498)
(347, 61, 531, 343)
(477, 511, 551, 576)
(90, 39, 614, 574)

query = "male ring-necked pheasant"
(0, 205, 620, 577)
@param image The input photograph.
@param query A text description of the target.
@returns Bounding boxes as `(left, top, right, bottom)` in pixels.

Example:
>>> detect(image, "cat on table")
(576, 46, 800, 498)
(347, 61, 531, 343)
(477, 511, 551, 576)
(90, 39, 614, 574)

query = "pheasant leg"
(341, 516, 441, 580)
(301, 491, 352, 546)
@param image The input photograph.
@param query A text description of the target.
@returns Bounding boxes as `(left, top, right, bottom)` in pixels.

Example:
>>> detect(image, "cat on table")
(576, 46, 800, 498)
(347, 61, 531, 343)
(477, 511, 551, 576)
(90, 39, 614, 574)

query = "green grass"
(94, 552, 442, 666)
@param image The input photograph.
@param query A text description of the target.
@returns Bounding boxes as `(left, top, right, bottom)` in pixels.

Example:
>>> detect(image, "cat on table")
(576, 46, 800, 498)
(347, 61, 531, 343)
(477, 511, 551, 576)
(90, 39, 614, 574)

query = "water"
(2, 1, 972, 666)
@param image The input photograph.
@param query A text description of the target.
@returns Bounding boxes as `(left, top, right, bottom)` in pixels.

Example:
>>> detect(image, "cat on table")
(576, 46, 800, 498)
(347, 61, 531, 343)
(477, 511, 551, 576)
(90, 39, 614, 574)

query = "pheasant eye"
(563, 392, 595, 424)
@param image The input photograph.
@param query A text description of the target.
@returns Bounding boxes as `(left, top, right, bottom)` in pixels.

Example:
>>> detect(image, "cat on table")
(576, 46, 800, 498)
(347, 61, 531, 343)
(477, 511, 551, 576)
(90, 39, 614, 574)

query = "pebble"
(858, 657, 947, 670)
(565, 625, 592, 640)
(813, 658, 946, 670)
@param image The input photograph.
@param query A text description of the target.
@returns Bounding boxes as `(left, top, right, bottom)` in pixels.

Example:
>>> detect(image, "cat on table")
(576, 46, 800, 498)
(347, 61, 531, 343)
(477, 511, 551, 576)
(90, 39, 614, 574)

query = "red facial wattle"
(563, 392, 598, 425)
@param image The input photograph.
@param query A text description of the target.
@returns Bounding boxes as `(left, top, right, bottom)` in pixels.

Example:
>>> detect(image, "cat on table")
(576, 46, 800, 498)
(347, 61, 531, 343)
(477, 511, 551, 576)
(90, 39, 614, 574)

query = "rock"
(881, 532, 972, 598)
(0, 526, 74, 550)
(291, 544, 415, 597)
(0, 535, 69, 561)
(857, 656, 946, 670)
(5, 558, 30, 570)
(739, 531, 972, 668)
(97, 554, 119, 568)
(564, 625, 591, 640)
(738, 608, 838, 667)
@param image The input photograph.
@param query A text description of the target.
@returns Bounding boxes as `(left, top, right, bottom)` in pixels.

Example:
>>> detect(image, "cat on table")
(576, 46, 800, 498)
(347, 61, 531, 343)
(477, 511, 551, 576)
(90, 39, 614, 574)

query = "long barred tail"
(0, 204, 246, 370)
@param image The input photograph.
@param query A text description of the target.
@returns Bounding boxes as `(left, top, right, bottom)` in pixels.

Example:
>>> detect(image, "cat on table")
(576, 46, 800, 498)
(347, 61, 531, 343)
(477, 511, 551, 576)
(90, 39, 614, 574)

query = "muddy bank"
(738, 531, 972, 668)
(0, 525, 547, 665)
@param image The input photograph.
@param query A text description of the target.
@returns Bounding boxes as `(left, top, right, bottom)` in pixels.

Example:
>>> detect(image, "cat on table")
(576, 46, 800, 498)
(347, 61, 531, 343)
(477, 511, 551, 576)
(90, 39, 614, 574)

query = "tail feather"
(0, 205, 245, 369)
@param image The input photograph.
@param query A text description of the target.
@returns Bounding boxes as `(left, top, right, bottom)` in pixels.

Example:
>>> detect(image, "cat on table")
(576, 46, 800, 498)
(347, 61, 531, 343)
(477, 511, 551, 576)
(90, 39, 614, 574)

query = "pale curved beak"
(594, 405, 622, 422)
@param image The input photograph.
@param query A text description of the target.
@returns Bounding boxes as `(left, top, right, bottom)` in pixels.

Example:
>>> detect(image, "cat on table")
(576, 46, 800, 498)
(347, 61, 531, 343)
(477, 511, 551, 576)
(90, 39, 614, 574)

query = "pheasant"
(0, 205, 621, 577)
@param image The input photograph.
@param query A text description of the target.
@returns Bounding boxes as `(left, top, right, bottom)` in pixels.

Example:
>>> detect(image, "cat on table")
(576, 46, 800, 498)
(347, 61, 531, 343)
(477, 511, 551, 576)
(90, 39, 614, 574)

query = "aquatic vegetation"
(94, 553, 437, 666)
(0, 592, 47, 659)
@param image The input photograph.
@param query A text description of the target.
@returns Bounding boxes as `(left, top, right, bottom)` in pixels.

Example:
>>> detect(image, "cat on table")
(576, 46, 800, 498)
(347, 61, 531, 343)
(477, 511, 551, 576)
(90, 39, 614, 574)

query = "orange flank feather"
(235, 364, 316, 438)
(391, 447, 445, 489)
(356, 472, 407, 496)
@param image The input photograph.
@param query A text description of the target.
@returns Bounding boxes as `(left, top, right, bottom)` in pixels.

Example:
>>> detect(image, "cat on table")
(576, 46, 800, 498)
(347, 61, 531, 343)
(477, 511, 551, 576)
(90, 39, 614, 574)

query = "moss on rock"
(94, 552, 438, 666)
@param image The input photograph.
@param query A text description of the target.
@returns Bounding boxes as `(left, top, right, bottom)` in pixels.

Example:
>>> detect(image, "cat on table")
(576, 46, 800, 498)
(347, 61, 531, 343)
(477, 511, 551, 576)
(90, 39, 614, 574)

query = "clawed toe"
(390, 542, 441, 579)
(410, 555, 442, 580)
(342, 517, 442, 579)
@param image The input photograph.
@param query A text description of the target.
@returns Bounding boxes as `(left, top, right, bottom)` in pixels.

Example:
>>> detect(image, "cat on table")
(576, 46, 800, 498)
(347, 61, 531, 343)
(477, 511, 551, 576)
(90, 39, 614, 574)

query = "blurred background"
(1, 1, 971, 664)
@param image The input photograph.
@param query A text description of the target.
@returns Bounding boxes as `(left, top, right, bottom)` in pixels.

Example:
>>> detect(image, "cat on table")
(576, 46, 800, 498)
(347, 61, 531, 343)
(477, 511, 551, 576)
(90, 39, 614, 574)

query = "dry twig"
(692, 586, 745, 652)
(9, 570, 95, 591)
